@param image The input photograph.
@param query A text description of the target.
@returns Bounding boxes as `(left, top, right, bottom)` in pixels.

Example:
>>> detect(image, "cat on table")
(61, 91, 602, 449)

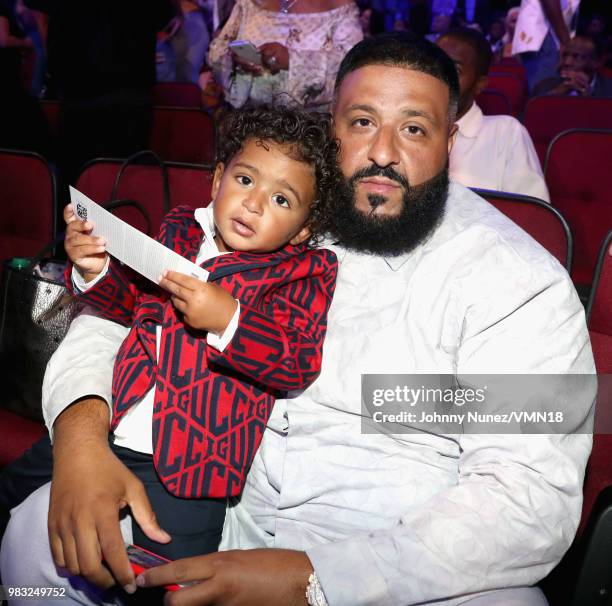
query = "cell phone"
(125, 544, 181, 591)
(229, 40, 263, 66)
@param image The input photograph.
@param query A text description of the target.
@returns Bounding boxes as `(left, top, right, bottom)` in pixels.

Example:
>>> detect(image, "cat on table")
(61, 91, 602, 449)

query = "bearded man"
(1, 33, 594, 606)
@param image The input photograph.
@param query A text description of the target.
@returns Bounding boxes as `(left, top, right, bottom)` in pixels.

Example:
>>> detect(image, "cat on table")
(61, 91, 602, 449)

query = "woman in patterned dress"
(208, 0, 362, 110)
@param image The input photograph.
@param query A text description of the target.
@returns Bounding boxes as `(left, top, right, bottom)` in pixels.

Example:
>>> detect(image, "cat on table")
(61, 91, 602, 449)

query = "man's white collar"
(455, 102, 483, 139)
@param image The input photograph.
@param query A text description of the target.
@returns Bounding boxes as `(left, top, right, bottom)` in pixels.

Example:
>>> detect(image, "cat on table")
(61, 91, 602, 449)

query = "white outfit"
(1, 184, 594, 606)
(208, 0, 363, 109)
(512, 0, 580, 54)
(450, 103, 550, 202)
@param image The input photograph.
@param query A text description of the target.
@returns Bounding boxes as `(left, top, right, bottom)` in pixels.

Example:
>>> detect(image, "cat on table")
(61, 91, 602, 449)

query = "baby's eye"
(236, 175, 252, 186)
(272, 194, 290, 208)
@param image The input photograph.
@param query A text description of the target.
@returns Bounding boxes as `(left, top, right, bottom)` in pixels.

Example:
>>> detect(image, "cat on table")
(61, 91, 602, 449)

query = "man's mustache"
(349, 164, 410, 190)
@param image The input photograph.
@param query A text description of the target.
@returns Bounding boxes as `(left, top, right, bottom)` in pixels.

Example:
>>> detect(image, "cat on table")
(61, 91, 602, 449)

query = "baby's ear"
(290, 224, 312, 246)
(211, 163, 225, 200)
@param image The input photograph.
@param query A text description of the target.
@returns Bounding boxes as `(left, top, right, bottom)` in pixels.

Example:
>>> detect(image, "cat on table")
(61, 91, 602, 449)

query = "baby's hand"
(159, 270, 238, 334)
(64, 204, 108, 282)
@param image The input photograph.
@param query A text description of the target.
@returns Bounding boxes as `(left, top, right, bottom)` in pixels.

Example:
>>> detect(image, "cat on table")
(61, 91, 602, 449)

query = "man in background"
(533, 34, 612, 97)
(513, 0, 581, 93)
(24, 0, 179, 186)
(438, 28, 550, 201)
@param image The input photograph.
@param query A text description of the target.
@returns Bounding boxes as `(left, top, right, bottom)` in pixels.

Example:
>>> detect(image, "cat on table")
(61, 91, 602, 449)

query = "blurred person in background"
(584, 13, 606, 45)
(405, 0, 432, 36)
(438, 28, 550, 200)
(426, 11, 452, 41)
(208, 0, 362, 110)
(512, 0, 581, 93)
(487, 16, 506, 57)
(0, 0, 50, 154)
(24, 0, 179, 188)
(359, 5, 373, 36)
(532, 34, 612, 96)
(157, 0, 211, 83)
(501, 6, 519, 58)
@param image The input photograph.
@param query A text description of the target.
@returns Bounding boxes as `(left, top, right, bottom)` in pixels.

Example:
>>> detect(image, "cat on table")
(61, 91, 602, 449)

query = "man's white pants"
(1, 483, 133, 605)
(1, 483, 549, 606)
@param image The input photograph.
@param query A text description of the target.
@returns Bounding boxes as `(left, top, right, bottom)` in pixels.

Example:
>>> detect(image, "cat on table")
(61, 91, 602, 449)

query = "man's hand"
(259, 42, 289, 74)
(49, 398, 171, 592)
(159, 271, 238, 334)
(63, 204, 108, 282)
(560, 69, 591, 95)
(136, 548, 313, 606)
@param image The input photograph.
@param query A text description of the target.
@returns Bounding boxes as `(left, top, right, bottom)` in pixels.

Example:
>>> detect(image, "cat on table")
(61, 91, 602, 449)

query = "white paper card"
(69, 187, 209, 284)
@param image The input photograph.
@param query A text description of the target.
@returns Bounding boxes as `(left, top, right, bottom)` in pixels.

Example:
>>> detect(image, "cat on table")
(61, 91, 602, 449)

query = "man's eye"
(273, 194, 290, 208)
(407, 125, 424, 136)
(236, 175, 252, 185)
(351, 118, 371, 128)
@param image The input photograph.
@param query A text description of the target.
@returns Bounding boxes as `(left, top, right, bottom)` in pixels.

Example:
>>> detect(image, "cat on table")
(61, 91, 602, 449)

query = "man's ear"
(290, 224, 312, 246)
(448, 123, 459, 154)
(475, 74, 489, 96)
(211, 163, 225, 200)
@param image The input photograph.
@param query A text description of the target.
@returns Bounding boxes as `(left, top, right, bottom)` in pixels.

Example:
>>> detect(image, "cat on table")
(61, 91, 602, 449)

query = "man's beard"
(327, 164, 449, 257)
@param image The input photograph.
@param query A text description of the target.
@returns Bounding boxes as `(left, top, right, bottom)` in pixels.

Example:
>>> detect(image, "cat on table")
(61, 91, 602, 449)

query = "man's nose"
(367, 125, 400, 168)
(242, 193, 264, 214)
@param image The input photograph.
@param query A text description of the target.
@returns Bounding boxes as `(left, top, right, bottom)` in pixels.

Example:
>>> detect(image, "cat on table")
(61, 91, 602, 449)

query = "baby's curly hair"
(215, 105, 341, 248)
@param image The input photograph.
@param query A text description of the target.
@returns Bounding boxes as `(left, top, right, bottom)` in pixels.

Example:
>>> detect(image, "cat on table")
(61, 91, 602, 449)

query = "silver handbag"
(0, 256, 81, 422)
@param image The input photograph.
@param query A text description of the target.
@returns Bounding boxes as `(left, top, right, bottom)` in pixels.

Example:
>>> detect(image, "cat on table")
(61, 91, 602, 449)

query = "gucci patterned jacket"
(67, 206, 338, 498)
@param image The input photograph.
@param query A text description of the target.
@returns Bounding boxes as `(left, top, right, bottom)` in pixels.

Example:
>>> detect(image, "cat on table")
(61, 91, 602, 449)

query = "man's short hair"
(334, 32, 460, 122)
(439, 28, 493, 78)
(572, 34, 602, 59)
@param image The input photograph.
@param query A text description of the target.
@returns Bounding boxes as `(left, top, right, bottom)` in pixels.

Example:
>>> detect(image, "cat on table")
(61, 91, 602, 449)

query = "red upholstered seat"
(476, 89, 512, 116)
(0, 149, 56, 262)
(586, 231, 612, 371)
(525, 96, 612, 165)
(489, 61, 527, 81)
(544, 129, 612, 288)
(0, 150, 55, 468)
(76, 158, 214, 236)
(471, 188, 572, 271)
(484, 72, 527, 118)
(152, 82, 203, 108)
(579, 232, 612, 536)
(0, 409, 46, 469)
(150, 107, 215, 164)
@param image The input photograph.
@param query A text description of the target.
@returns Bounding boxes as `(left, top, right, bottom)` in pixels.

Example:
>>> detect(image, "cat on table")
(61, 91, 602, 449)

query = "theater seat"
(0, 409, 46, 470)
(471, 188, 572, 272)
(150, 107, 215, 164)
(152, 82, 203, 108)
(476, 89, 512, 116)
(525, 96, 612, 165)
(76, 157, 214, 235)
(0, 148, 56, 262)
(544, 129, 612, 289)
(567, 231, 612, 605)
(485, 72, 527, 117)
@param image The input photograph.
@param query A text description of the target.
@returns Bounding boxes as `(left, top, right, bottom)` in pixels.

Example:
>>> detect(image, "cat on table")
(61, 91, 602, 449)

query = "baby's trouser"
(116, 443, 226, 558)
